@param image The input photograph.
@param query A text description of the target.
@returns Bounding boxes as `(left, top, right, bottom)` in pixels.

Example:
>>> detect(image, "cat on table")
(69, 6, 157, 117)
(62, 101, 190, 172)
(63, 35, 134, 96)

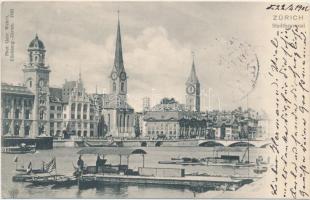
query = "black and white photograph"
(1, 1, 309, 199)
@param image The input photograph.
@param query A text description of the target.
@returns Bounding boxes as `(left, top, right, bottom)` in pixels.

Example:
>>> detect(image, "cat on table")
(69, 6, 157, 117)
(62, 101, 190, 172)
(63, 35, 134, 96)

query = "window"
(40, 110, 44, 120)
(77, 115, 81, 119)
(90, 131, 94, 137)
(50, 122, 54, 128)
(83, 131, 87, 137)
(90, 115, 94, 120)
(90, 124, 94, 129)
(25, 110, 30, 119)
(64, 114, 67, 119)
(113, 82, 116, 92)
(77, 104, 82, 112)
(71, 114, 75, 119)
(50, 114, 54, 119)
(83, 104, 87, 112)
(4, 109, 9, 118)
(25, 125, 30, 136)
(63, 105, 66, 111)
(15, 109, 20, 119)
(29, 80, 32, 88)
(57, 106, 62, 111)
(71, 103, 75, 111)
(57, 114, 61, 119)
(83, 114, 87, 119)
(50, 106, 55, 110)
(57, 122, 61, 129)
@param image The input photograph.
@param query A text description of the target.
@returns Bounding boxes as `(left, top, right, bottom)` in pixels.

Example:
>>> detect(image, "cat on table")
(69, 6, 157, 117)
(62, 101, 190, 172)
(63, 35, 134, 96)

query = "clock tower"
(23, 34, 50, 137)
(185, 57, 200, 112)
(103, 11, 135, 138)
(109, 12, 127, 105)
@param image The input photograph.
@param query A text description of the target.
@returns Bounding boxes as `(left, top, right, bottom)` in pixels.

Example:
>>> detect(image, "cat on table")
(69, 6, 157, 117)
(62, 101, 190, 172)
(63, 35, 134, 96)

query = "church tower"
(23, 34, 50, 137)
(109, 12, 127, 106)
(103, 11, 134, 138)
(185, 56, 200, 112)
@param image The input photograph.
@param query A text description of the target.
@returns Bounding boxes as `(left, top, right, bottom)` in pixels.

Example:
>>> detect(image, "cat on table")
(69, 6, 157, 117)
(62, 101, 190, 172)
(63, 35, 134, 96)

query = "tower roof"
(113, 12, 124, 73)
(186, 59, 200, 84)
(28, 34, 45, 50)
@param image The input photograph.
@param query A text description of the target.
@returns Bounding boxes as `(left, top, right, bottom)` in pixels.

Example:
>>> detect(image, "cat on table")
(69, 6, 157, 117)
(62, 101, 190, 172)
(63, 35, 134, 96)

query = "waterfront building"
(1, 35, 104, 139)
(1, 83, 35, 137)
(143, 98, 207, 139)
(101, 15, 135, 138)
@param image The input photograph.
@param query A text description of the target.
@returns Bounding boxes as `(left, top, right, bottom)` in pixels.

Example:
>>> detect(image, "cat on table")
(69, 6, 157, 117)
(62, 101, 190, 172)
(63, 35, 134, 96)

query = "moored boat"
(2, 143, 36, 154)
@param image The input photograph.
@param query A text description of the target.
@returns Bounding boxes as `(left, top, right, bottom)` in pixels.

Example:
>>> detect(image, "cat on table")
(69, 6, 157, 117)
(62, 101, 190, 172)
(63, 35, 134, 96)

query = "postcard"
(1, 1, 309, 199)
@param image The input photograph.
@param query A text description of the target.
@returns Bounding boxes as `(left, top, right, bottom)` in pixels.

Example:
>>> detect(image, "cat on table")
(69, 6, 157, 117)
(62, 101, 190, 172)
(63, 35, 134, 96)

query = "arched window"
(83, 104, 88, 112)
(121, 82, 124, 92)
(77, 103, 82, 112)
(119, 115, 123, 129)
(127, 115, 130, 131)
(71, 103, 75, 112)
(113, 82, 116, 92)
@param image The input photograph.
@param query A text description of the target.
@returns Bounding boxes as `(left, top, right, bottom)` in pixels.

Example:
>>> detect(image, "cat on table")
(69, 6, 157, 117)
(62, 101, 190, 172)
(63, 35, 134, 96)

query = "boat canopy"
(77, 147, 147, 156)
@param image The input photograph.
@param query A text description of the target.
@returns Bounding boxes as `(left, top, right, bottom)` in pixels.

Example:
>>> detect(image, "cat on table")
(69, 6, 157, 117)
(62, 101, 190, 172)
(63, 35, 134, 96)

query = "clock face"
(187, 85, 195, 94)
(38, 79, 44, 87)
(111, 72, 118, 80)
(120, 72, 126, 81)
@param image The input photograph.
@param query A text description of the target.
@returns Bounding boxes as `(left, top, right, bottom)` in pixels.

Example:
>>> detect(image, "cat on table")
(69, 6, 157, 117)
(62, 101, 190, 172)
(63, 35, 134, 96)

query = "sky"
(1, 2, 274, 112)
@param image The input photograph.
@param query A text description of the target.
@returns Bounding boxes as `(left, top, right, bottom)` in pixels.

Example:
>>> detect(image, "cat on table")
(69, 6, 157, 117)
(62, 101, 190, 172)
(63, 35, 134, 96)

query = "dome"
(28, 34, 45, 49)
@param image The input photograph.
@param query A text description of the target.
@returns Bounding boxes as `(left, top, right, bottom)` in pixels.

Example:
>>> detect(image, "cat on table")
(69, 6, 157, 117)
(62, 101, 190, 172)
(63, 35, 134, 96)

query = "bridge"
(108, 138, 270, 148)
(54, 138, 270, 148)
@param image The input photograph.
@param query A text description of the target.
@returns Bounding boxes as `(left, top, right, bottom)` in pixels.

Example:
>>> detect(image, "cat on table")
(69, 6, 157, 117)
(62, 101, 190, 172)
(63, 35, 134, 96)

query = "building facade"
(1, 35, 102, 139)
(143, 98, 207, 139)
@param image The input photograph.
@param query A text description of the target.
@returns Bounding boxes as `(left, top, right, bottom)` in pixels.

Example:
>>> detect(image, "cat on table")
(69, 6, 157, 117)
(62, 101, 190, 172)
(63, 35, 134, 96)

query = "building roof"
(28, 34, 45, 50)
(186, 59, 200, 84)
(49, 87, 63, 103)
(1, 83, 34, 96)
(113, 15, 124, 73)
(150, 98, 187, 112)
(77, 147, 147, 156)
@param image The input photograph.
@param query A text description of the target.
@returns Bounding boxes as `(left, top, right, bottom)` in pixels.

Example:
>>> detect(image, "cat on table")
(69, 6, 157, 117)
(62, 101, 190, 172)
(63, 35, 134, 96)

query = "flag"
(13, 156, 18, 162)
(45, 157, 56, 173)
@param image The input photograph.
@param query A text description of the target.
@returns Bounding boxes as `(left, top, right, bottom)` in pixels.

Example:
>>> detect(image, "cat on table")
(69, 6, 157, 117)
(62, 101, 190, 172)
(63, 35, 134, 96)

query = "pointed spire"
(187, 52, 200, 84)
(113, 10, 124, 73)
(78, 67, 82, 82)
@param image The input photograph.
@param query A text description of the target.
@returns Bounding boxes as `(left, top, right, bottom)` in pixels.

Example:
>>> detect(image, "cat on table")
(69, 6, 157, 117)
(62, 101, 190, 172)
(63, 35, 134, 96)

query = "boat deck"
(79, 174, 253, 189)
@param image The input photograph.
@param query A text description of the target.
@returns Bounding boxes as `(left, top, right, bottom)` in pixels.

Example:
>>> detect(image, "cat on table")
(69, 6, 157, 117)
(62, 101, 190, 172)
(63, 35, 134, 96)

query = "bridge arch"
(155, 141, 163, 147)
(199, 141, 224, 147)
(141, 141, 147, 147)
(228, 142, 255, 147)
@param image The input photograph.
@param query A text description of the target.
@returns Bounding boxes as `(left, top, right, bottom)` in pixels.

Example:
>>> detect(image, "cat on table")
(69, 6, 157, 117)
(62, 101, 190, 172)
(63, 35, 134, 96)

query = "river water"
(1, 146, 268, 198)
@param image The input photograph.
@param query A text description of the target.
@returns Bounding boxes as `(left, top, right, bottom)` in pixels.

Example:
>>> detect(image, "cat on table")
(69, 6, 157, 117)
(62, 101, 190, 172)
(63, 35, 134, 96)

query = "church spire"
(187, 52, 200, 84)
(114, 10, 124, 73)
